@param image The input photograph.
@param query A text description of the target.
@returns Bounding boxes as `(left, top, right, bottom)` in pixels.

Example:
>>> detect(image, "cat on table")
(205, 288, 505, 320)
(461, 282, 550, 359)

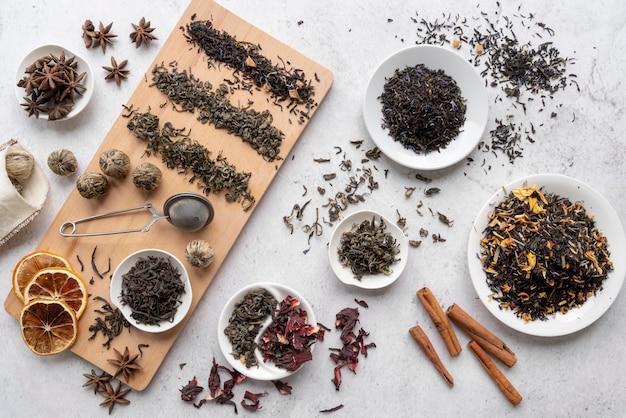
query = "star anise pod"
(93, 21, 117, 53)
(83, 369, 112, 394)
(59, 70, 87, 102)
(103, 56, 129, 86)
(130, 17, 157, 48)
(82, 19, 96, 48)
(99, 381, 131, 415)
(47, 101, 74, 121)
(107, 346, 142, 381)
(20, 93, 48, 118)
(31, 64, 64, 91)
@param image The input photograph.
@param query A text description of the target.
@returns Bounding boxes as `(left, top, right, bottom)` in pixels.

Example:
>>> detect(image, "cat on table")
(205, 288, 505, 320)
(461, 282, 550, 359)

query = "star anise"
(103, 56, 129, 86)
(130, 17, 157, 48)
(82, 19, 96, 48)
(83, 369, 112, 394)
(99, 381, 131, 415)
(31, 64, 64, 91)
(93, 21, 117, 53)
(59, 70, 87, 102)
(47, 101, 74, 121)
(107, 346, 142, 381)
(20, 93, 48, 118)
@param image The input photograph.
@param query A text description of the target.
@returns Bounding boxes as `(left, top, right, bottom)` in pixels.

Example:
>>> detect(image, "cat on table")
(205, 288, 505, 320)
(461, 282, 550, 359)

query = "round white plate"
(363, 45, 488, 170)
(217, 282, 317, 380)
(468, 174, 626, 337)
(110, 249, 192, 333)
(15, 44, 94, 121)
(328, 210, 408, 289)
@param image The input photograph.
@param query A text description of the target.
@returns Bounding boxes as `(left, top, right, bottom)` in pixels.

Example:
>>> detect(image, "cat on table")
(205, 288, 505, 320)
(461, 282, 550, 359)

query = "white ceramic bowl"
(468, 174, 626, 337)
(15, 44, 94, 121)
(217, 282, 317, 380)
(110, 249, 192, 333)
(328, 209, 408, 289)
(363, 45, 488, 170)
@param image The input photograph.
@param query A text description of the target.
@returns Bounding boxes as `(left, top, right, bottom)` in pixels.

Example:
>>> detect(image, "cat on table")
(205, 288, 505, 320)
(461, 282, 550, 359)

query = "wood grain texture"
(4, 0, 333, 390)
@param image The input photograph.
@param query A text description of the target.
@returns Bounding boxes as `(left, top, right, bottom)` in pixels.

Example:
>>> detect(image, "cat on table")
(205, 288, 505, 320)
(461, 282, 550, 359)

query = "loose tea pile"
(119, 255, 186, 326)
(259, 295, 319, 371)
(480, 185, 612, 321)
(409, 5, 576, 162)
(126, 109, 255, 210)
(184, 19, 316, 112)
(223, 288, 277, 368)
(150, 63, 284, 161)
(379, 64, 467, 153)
(337, 215, 401, 280)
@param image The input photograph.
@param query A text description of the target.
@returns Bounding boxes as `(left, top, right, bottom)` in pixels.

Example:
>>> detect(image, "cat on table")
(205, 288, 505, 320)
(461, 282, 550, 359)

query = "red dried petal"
(332, 366, 342, 390)
(272, 380, 293, 395)
(180, 376, 203, 401)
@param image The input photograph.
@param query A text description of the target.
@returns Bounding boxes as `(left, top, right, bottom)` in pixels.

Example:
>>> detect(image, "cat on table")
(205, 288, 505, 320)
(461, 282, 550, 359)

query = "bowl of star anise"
(15, 44, 94, 121)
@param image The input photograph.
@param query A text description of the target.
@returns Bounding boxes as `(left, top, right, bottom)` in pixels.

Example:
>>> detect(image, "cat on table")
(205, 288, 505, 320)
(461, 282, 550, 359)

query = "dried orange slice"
(20, 299, 78, 355)
(12, 250, 72, 302)
(23, 267, 88, 319)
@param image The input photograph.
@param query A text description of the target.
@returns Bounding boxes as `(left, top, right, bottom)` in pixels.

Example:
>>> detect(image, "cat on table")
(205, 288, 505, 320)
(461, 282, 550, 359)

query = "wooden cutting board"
(5, 0, 333, 391)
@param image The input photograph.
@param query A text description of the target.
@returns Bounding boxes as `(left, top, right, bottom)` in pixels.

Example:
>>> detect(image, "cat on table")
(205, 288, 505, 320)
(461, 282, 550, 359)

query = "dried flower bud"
(5, 147, 34, 180)
(76, 171, 110, 199)
(99, 149, 130, 179)
(47, 149, 78, 176)
(184, 239, 215, 269)
(132, 162, 162, 192)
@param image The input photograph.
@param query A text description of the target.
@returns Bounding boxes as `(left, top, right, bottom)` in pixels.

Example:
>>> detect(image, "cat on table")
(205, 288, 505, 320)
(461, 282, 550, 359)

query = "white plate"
(217, 282, 317, 380)
(328, 210, 408, 289)
(468, 174, 626, 337)
(15, 44, 94, 121)
(363, 45, 488, 170)
(110, 249, 192, 333)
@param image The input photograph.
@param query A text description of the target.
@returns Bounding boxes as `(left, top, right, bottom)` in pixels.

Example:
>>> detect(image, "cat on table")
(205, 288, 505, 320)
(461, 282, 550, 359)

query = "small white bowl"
(328, 210, 408, 289)
(217, 282, 317, 381)
(15, 44, 94, 121)
(110, 249, 192, 333)
(363, 45, 488, 170)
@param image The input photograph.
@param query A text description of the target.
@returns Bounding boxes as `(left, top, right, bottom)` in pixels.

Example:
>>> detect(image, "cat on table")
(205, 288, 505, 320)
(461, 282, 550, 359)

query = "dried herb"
(85, 21, 117, 53)
(241, 391, 267, 411)
(126, 109, 255, 210)
(480, 185, 612, 321)
(88, 296, 131, 349)
(195, 357, 246, 413)
(329, 307, 375, 390)
(223, 288, 278, 368)
(259, 295, 319, 371)
(119, 255, 186, 326)
(379, 64, 466, 154)
(272, 380, 292, 395)
(184, 19, 316, 111)
(150, 64, 284, 161)
(321, 404, 345, 413)
(337, 215, 401, 280)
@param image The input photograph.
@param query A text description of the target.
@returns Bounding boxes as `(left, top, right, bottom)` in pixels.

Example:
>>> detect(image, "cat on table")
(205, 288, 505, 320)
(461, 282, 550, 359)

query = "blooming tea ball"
(76, 171, 110, 199)
(47, 149, 78, 176)
(132, 162, 162, 192)
(184, 239, 215, 269)
(99, 149, 131, 179)
(5, 147, 34, 180)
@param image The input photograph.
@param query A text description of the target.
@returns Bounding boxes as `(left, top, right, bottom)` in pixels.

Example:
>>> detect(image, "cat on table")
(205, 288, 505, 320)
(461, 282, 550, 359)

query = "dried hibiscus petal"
(180, 376, 203, 401)
(272, 380, 293, 395)
(241, 390, 267, 411)
(259, 295, 320, 371)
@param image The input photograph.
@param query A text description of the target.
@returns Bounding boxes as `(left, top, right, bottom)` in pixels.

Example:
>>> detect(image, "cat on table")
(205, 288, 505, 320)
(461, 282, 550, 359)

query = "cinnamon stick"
(446, 303, 517, 367)
(468, 340, 522, 405)
(416, 287, 462, 356)
(408, 325, 454, 387)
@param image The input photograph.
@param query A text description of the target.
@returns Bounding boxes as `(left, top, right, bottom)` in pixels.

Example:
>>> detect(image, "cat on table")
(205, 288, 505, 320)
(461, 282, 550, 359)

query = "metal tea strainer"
(59, 192, 214, 237)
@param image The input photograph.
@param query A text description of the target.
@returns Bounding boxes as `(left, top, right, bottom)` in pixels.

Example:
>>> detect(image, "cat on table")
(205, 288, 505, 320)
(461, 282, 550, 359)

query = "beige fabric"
(0, 139, 49, 247)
